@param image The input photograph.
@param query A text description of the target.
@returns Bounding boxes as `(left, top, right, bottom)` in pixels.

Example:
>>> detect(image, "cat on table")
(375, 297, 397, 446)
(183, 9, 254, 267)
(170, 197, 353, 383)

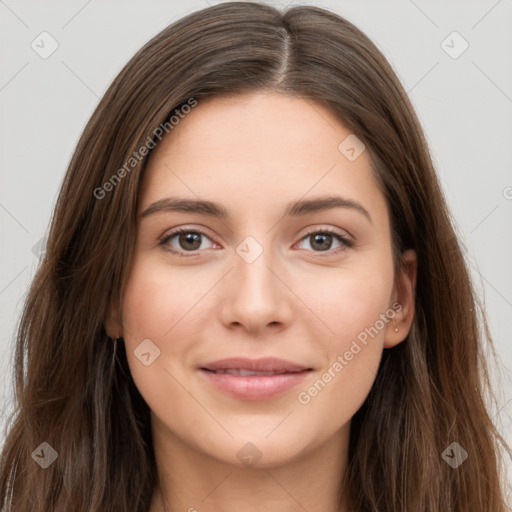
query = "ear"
(384, 249, 417, 348)
(105, 296, 123, 339)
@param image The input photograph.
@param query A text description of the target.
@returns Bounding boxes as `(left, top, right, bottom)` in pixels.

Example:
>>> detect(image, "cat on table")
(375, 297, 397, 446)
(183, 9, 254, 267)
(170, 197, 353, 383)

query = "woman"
(0, 2, 510, 510)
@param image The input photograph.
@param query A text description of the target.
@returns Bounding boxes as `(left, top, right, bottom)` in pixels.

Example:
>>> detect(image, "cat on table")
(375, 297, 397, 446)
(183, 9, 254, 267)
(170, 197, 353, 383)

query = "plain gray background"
(1, 0, 511, 493)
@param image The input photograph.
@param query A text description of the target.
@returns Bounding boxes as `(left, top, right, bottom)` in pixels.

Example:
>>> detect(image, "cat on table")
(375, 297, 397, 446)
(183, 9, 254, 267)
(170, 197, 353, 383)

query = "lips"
(199, 357, 313, 400)
(200, 357, 311, 373)
(207, 369, 291, 376)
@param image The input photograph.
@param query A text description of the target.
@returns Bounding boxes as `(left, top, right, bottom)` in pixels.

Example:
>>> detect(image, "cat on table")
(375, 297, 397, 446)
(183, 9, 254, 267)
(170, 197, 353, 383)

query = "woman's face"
(108, 91, 416, 468)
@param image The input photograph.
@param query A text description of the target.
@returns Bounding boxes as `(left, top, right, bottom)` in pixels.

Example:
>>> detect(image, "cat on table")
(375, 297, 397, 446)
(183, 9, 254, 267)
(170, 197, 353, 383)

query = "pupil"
(312, 233, 331, 251)
(180, 232, 201, 250)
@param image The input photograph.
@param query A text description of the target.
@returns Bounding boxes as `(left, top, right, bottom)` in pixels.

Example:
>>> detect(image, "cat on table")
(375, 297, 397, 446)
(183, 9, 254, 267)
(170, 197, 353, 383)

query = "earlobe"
(384, 249, 417, 348)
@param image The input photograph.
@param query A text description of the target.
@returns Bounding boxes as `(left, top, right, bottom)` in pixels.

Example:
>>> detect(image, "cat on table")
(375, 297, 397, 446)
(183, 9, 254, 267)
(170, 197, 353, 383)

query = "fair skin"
(107, 91, 417, 512)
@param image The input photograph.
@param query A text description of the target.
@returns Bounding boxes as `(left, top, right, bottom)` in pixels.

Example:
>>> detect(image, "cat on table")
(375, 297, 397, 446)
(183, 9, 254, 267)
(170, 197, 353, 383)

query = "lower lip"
(199, 369, 311, 400)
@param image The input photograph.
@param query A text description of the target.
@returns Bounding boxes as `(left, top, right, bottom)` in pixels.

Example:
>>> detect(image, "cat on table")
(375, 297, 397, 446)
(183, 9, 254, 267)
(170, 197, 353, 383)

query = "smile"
(205, 368, 301, 376)
(199, 368, 312, 400)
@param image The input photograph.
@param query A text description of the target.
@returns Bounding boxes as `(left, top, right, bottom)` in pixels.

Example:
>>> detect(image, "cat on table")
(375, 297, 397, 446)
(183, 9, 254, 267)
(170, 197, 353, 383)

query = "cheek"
(119, 256, 226, 411)
(119, 259, 193, 397)
(121, 268, 173, 341)
(300, 257, 394, 346)
(297, 264, 394, 423)
(334, 276, 392, 338)
(121, 254, 207, 342)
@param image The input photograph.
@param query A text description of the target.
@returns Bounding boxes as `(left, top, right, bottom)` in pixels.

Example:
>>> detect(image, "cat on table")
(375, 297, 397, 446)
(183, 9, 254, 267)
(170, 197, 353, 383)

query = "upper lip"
(200, 357, 311, 373)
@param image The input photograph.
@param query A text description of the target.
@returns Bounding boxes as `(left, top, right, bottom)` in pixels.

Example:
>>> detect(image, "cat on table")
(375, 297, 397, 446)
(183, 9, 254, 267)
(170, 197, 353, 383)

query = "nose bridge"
(234, 233, 280, 300)
(220, 232, 291, 332)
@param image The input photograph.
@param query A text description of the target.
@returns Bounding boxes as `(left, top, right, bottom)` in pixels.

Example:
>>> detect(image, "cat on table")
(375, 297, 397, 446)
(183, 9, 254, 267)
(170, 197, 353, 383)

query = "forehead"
(138, 91, 387, 224)
(148, 91, 356, 167)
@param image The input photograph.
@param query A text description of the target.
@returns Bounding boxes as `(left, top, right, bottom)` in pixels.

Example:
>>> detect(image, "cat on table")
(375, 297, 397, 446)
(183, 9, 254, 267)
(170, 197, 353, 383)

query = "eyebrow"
(140, 195, 372, 223)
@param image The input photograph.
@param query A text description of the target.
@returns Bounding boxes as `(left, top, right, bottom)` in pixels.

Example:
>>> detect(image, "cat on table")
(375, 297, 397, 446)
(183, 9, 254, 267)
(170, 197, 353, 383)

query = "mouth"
(201, 368, 307, 376)
(198, 357, 313, 400)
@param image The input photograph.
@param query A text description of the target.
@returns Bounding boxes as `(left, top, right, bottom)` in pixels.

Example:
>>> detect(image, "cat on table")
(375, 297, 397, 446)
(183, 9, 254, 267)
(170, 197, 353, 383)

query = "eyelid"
(159, 225, 354, 257)
(158, 226, 216, 256)
(295, 226, 354, 254)
(299, 225, 354, 244)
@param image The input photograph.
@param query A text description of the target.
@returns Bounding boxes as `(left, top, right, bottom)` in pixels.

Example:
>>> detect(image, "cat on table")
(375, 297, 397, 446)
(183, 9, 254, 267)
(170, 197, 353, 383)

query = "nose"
(218, 240, 293, 336)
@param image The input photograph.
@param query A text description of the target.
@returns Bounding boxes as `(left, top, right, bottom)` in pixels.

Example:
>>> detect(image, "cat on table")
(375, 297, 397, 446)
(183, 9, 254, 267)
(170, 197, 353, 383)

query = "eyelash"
(159, 227, 354, 259)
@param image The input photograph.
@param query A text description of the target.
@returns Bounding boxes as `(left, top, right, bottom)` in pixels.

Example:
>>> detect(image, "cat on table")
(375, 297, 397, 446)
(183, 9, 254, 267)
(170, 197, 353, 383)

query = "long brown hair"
(1, 2, 510, 510)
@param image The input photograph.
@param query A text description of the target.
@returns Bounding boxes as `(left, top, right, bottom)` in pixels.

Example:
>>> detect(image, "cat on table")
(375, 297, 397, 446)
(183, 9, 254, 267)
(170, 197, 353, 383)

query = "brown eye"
(176, 231, 202, 251)
(297, 229, 354, 254)
(308, 233, 335, 251)
(159, 228, 215, 256)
